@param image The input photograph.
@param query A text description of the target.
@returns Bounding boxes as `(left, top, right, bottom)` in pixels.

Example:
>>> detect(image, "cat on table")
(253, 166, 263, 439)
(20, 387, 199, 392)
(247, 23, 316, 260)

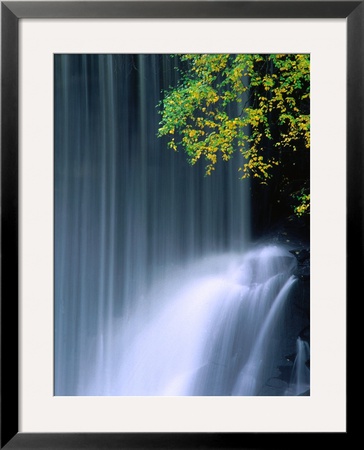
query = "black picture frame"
(1, 1, 355, 448)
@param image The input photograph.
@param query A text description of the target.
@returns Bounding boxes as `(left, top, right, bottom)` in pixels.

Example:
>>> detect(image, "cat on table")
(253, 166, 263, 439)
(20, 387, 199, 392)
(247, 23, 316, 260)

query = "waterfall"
(286, 337, 310, 395)
(54, 54, 306, 396)
(78, 246, 297, 396)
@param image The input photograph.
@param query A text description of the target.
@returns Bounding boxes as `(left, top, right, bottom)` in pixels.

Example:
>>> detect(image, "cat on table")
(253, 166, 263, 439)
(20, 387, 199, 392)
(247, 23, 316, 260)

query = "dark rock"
(248, 227, 311, 397)
(293, 264, 310, 279)
(277, 365, 293, 384)
(259, 385, 288, 396)
(285, 353, 296, 363)
(290, 248, 310, 263)
(298, 389, 310, 396)
(299, 326, 310, 342)
(266, 377, 288, 389)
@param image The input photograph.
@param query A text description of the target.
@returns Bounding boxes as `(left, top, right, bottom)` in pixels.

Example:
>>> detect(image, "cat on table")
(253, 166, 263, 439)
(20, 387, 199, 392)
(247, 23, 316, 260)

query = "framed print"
(1, 1, 356, 448)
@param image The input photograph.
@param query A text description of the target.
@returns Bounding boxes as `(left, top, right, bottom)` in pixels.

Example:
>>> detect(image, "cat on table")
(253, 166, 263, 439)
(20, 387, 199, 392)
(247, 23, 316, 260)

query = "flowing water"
(89, 247, 297, 396)
(54, 54, 304, 396)
(286, 337, 310, 395)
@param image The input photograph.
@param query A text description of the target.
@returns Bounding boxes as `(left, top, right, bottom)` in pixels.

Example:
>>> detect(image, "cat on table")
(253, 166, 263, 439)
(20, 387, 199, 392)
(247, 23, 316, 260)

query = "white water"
(79, 245, 296, 396)
(286, 337, 310, 395)
(54, 55, 306, 397)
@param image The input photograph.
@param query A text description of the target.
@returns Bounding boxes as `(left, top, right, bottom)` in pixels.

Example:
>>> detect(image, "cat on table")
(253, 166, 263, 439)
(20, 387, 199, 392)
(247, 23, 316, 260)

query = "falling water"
(54, 54, 304, 396)
(78, 246, 297, 396)
(286, 338, 310, 396)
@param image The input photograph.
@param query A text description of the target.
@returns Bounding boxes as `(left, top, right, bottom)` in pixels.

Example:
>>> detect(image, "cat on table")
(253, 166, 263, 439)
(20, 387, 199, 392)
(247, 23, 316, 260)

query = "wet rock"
(249, 229, 311, 397)
(277, 364, 294, 384)
(259, 385, 288, 396)
(299, 326, 310, 343)
(285, 353, 296, 363)
(299, 389, 310, 396)
(290, 247, 310, 280)
(293, 264, 310, 280)
(290, 248, 310, 263)
(266, 377, 288, 389)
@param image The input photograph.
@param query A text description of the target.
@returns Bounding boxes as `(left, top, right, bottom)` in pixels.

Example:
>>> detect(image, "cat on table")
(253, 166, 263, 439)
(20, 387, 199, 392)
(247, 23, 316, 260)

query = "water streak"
(78, 246, 296, 396)
(54, 54, 305, 396)
(287, 337, 310, 395)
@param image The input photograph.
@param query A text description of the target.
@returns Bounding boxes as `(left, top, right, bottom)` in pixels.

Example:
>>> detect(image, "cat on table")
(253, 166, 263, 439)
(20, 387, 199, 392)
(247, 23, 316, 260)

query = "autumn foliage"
(158, 54, 310, 217)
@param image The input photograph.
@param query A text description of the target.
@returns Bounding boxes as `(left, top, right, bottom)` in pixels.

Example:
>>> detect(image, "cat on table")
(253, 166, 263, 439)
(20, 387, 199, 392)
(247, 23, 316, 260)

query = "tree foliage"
(157, 54, 310, 216)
